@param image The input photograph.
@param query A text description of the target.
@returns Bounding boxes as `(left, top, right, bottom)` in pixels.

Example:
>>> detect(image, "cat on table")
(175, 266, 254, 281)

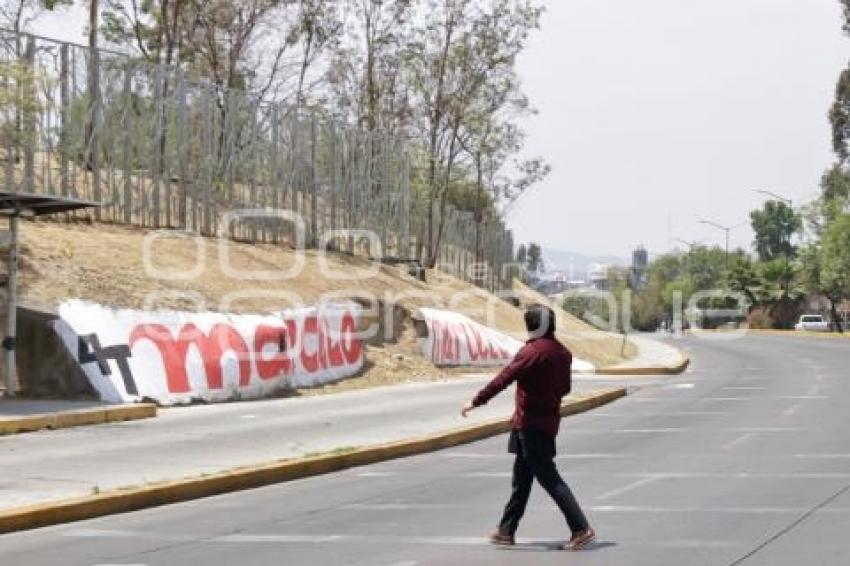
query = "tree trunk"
(830, 298, 844, 333)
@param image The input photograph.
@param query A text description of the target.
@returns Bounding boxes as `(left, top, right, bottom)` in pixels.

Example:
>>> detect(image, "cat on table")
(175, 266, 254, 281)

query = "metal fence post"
(309, 113, 318, 248)
(121, 62, 133, 224)
(58, 44, 70, 197)
(88, 40, 101, 215)
(22, 35, 36, 194)
(202, 85, 214, 236)
(176, 69, 188, 229)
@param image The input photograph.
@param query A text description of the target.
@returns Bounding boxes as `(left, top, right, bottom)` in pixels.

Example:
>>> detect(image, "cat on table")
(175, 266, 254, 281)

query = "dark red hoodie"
(471, 336, 572, 437)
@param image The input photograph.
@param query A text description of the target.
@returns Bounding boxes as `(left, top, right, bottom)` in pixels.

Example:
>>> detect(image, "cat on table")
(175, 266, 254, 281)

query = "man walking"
(462, 304, 595, 551)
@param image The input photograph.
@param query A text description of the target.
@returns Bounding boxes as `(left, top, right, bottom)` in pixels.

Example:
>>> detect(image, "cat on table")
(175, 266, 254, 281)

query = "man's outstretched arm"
(462, 345, 538, 417)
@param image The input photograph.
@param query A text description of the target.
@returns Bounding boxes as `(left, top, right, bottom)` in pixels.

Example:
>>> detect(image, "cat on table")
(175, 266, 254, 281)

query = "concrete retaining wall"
(1, 305, 97, 399)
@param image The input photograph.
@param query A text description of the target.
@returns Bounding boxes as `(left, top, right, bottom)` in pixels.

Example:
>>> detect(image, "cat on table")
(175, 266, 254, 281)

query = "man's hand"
(461, 401, 476, 418)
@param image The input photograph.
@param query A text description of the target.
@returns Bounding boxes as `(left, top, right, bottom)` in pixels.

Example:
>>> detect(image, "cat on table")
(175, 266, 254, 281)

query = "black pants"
(498, 428, 589, 535)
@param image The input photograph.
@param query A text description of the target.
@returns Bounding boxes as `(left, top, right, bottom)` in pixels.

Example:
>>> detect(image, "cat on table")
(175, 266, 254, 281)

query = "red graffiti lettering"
(340, 312, 362, 364)
(300, 316, 321, 373)
(254, 325, 292, 380)
(129, 323, 251, 393)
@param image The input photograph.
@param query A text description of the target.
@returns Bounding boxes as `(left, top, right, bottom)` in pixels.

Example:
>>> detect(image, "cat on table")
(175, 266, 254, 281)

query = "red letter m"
(129, 323, 251, 393)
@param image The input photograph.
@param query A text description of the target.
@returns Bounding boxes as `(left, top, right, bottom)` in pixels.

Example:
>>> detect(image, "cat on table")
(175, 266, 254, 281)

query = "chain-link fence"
(0, 29, 514, 292)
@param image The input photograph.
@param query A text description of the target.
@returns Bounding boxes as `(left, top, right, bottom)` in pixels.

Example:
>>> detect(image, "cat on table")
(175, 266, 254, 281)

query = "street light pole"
(673, 238, 701, 251)
(752, 188, 803, 246)
(699, 220, 731, 269)
(753, 188, 792, 208)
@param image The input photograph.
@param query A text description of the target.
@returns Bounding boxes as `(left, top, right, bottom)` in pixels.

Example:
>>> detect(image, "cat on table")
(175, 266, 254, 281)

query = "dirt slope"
(6, 220, 634, 392)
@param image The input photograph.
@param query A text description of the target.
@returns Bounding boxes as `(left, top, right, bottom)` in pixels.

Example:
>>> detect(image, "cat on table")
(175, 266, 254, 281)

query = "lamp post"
(673, 238, 701, 251)
(752, 188, 803, 245)
(699, 220, 731, 269)
(753, 188, 792, 208)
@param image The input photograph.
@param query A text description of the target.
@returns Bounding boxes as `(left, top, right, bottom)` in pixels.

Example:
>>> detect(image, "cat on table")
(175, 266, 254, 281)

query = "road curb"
(0, 403, 157, 435)
(595, 353, 690, 376)
(0, 388, 625, 534)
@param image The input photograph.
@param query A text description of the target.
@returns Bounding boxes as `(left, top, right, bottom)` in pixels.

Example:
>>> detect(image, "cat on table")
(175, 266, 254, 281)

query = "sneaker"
(565, 527, 595, 551)
(489, 529, 515, 546)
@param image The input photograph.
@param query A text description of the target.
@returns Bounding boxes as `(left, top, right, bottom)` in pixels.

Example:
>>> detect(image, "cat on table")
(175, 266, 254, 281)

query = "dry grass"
(510, 280, 638, 365)
(6, 219, 635, 394)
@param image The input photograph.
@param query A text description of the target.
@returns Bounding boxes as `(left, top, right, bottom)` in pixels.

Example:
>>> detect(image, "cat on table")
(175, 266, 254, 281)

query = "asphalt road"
(1, 334, 849, 566)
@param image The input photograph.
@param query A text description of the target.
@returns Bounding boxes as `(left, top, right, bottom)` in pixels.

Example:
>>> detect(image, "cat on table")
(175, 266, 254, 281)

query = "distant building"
(588, 263, 610, 290)
(630, 245, 649, 290)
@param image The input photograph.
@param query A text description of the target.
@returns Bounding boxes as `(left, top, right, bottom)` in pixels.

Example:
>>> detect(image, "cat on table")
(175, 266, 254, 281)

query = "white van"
(794, 314, 831, 332)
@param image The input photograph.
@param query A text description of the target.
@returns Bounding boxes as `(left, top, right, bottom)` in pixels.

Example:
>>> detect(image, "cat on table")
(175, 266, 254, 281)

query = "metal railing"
(0, 29, 514, 292)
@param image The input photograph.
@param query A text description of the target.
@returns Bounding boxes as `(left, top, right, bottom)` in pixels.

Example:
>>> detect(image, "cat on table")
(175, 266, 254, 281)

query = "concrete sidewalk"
(0, 374, 621, 512)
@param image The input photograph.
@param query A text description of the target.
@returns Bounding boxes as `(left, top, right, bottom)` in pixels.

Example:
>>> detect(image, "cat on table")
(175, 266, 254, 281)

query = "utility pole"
(699, 220, 731, 269)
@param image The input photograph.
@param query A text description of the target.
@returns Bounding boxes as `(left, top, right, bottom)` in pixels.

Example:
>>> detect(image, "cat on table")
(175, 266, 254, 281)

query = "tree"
(830, 67, 850, 164)
(515, 243, 527, 265)
(526, 242, 542, 274)
(404, 0, 543, 266)
(832, 1, 850, 164)
(0, 0, 70, 34)
(750, 200, 801, 261)
(0, 0, 70, 164)
(725, 255, 759, 309)
(821, 214, 850, 332)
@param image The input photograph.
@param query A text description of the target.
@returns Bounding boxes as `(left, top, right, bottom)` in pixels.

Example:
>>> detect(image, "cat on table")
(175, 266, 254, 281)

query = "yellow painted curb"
(0, 403, 157, 435)
(692, 329, 850, 340)
(596, 355, 690, 376)
(0, 388, 626, 534)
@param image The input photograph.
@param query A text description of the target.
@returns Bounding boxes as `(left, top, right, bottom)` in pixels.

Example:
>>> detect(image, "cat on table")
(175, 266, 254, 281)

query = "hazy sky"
(509, 0, 849, 258)
(38, 1, 848, 259)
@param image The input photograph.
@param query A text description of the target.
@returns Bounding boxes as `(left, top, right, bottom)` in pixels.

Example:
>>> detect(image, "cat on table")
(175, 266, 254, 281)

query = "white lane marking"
(590, 505, 808, 514)
(795, 454, 850, 459)
(216, 535, 343, 543)
(585, 410, 728, 417)
(699, 397, 748, 402)
(722, 387, 765, 391)
(665, 411, 728, 416)
(443, 452, 632, 460)
(63, 530, 140, 538)
(440, 453, 513, 459)
(94, 564, 147, 566)
(727, 427, 801, 432)
(557, 453, 636, 459)
(780, 395, 827, 400)
(388, 562, 418, 566)
(665, 383, 696, 390)
(596, 476, 661, 501)
(783, 404, 801, 416)
(465, 471, 850, 479)
(240, 414, 258, 420)
(212, 532, 740, 549)
(613, 428, 686, 433)
(341, 503, 850, 515)
(214, 534, 484, 545)
(357, 471, 398, 478)
(466, 472, 512, 478)
(342, 503, 448, 510)
(722, 432, 756, 451)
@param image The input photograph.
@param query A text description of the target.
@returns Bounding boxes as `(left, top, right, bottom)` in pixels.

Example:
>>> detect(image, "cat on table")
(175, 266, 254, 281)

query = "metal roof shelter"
(1, 192, 99, 398)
